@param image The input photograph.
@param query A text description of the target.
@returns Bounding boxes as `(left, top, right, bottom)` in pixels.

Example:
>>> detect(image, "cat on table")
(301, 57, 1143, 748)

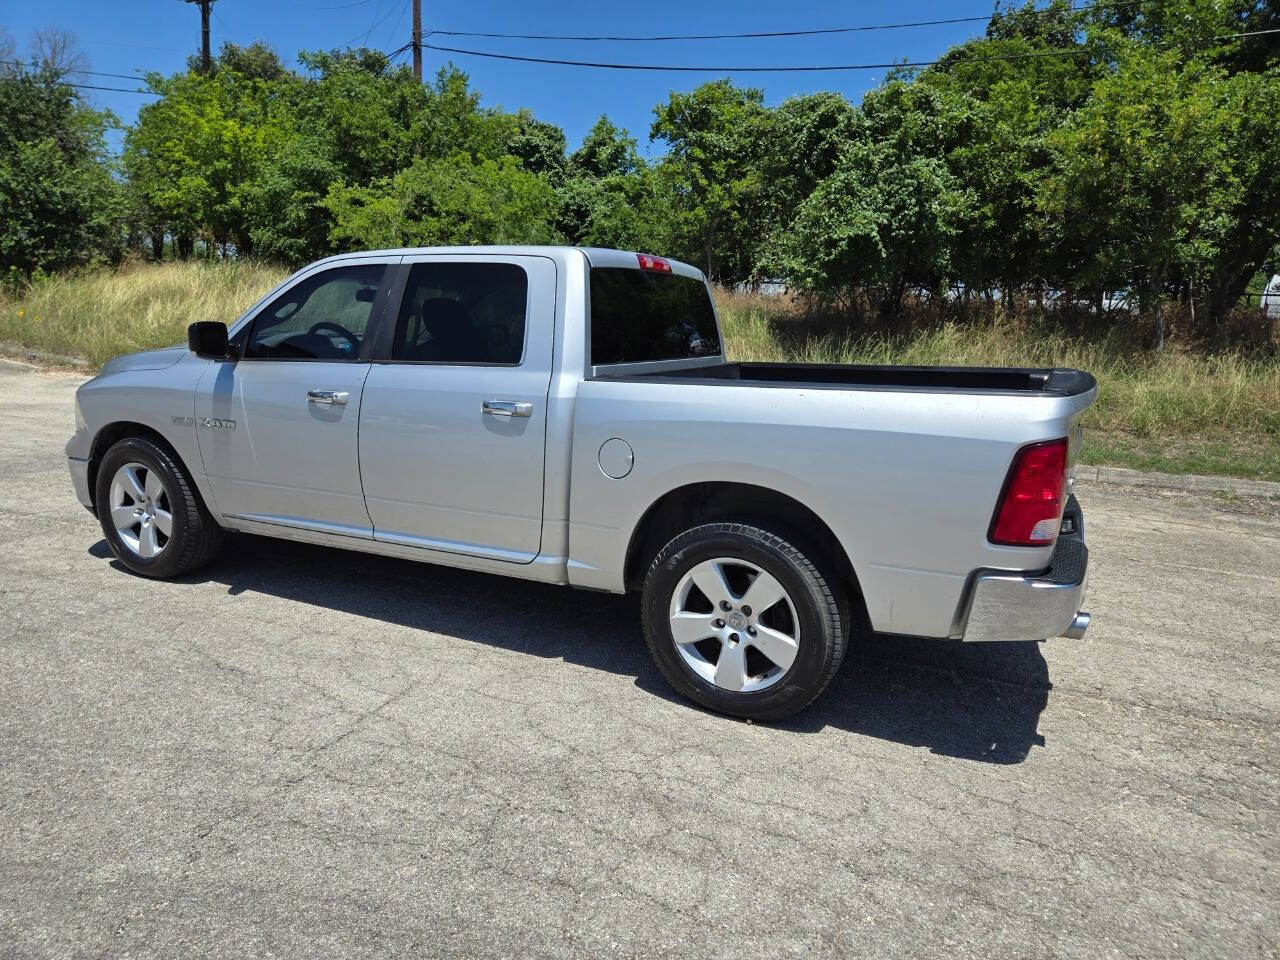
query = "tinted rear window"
(589, 267, 721, 365)
(392, 262, 528, 364)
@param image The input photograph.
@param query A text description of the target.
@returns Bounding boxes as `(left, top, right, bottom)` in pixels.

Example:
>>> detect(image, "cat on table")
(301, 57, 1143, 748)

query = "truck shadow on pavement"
(92, 535, 1050, 764)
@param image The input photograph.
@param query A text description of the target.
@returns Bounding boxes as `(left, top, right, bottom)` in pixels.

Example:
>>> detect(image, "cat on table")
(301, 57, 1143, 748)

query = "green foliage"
(767, 82, 975, 310)
(570, 115, 642, 178)
(506, 111, 568, 182)
(241, 135, 340, 263)
(650, 80, 769, 282)
(324, 152, 559, 249)
(0, 66, 121, 276)
(557, 116, 672, 251)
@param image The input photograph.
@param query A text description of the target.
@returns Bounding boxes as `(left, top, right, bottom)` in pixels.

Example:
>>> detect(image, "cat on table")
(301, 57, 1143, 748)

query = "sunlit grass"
(716, 287, 1280, 481)
(0, 259, 287, 366)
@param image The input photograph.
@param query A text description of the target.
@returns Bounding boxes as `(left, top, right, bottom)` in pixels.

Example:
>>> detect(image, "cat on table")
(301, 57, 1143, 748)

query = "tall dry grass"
(0, 259, 287, 366)
(715, 287, 1280, 447)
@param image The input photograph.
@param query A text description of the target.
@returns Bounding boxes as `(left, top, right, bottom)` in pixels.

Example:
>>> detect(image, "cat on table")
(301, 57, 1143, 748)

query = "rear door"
(195, 258, 396, 536)
(358, 254, 557, 562)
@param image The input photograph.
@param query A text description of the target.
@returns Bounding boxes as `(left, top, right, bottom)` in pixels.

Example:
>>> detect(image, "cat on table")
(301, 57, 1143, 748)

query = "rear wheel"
(641, 522, 849, 720)
(95, 436, 222, 578)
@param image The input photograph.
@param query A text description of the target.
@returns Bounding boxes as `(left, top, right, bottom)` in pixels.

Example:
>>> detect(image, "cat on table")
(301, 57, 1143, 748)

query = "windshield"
(589, 267, 721, 366)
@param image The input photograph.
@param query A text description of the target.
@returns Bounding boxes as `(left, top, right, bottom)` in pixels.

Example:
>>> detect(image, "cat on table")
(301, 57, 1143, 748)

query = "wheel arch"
(623, 481, 869, 628)
(87, 422, 194, 511)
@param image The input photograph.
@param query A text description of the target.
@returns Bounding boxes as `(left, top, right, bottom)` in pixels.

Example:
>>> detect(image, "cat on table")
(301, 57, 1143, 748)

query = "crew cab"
(66, 247, 1096, 719)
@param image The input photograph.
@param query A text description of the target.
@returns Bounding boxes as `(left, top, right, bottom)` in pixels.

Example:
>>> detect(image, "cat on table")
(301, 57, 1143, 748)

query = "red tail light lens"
(989, 438, 1069, 547)
(636, 253, 672, 273)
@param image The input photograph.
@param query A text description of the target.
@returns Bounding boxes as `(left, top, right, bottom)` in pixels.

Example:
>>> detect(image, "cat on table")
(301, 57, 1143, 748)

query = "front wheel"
(95, 436, 223, 578)
(641, 522, 850, 720)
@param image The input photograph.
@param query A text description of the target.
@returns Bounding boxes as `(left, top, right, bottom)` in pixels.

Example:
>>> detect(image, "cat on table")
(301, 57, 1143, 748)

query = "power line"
(0, 58, 146, 81)
(424, 0, 1143, 42)
(419, 41, 1092, 73)
(387, 0, 412, 56)
(211, 6, 238, 45)
(337, 0, 406, 48)
(421, 26, 1280, 73)
(67, 82, 159, 95)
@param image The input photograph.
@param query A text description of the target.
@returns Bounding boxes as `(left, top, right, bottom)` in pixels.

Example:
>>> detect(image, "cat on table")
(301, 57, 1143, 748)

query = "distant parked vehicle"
(732, 279, 788, 298)
(1261, 275, 1280, 318)
(1046, 290, 1137, 315)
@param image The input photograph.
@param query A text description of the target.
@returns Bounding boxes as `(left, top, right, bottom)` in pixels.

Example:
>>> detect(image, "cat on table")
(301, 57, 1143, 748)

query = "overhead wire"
(336, 0, 408, 49)
(67, 82, 159, 95)
(418, 26, 1280, 73)
(0, 58, 147, 82)
(424, 0, 1145, 42)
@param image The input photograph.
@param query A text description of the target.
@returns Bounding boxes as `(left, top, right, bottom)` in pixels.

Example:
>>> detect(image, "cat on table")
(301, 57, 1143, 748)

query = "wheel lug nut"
(719, 600, 732, 612)
(714, 618, 725, 628)
(742, 605, 752, 616)
(728, 633, 740, 643)
(747, 626, 757, 636)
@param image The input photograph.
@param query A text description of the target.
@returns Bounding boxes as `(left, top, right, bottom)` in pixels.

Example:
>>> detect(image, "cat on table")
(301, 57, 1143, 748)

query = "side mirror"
(188, 321, 233, 360)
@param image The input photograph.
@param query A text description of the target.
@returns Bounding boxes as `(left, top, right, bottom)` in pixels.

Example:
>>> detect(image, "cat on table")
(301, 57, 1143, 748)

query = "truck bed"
(592, 362, 1096, 396)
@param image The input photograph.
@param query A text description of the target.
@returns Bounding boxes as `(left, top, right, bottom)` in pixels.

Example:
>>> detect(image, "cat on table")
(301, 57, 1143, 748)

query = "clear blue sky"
(4, 0, 996, 155)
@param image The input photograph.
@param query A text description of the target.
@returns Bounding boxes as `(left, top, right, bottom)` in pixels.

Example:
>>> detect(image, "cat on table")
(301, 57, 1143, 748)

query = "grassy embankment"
(2, 261, 1277, 482)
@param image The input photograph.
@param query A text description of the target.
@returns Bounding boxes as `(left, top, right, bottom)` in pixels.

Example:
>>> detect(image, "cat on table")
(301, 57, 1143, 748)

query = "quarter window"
(391, 262, 528, 364)
(244, 264, 386, 361)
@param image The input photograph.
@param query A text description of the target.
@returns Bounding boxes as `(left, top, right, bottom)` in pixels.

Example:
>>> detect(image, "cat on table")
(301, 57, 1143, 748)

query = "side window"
(392, 262, 528, 364)
(244, 264, 386, 361)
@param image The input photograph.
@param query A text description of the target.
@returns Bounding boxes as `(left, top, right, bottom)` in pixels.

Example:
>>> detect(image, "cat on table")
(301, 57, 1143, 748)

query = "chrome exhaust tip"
(1061, 611, 1091, 640)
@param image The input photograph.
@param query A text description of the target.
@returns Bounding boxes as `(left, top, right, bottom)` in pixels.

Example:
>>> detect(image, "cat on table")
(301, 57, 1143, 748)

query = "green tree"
(324, 152, 559, 249)
(0, 65, 121, 276)
(557, 116, 670, 250)
(241, 134, 341, 263)
(569, 115, 641, 179)
(650, 80, 768, 282)
(124, 45, 287, 257)
(770, 80, 973, 312)
(1042, 43, 1280, 328)
(755, 92, 860, 271)
(505, 110, 567, 182)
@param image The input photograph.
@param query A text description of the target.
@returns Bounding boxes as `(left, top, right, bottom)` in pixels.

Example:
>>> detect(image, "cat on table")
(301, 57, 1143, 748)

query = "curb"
(0, 343, 93, 371)
(1077, 464, 1280, 499)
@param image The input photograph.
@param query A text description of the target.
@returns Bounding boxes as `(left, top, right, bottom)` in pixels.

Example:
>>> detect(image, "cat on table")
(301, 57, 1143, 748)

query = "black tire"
(641, 522, 850, 721)
(95, 436, 223, 578)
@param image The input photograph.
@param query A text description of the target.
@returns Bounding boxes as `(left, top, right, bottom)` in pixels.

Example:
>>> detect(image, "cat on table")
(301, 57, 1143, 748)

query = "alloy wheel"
(668, 556, 801, 693)
(108, 461, 172, 559)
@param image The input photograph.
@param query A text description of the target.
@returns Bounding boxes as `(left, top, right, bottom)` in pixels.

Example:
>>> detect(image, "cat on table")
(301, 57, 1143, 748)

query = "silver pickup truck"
(66, 246, 1096, 719)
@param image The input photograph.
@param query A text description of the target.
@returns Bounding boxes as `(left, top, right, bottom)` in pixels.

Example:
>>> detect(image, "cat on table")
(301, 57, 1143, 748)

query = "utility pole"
(412, 0, 422, 80)
(183, 0, 214, 73)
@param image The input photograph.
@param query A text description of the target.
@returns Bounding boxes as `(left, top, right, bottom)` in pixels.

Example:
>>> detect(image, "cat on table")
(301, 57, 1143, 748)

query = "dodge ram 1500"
(67, 247, 1096, 718)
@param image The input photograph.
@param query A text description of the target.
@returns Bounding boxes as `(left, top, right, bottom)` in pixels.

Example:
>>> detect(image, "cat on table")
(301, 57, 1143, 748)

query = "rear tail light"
(636, 253, 672, 273)
(989, 438, 1069, 547)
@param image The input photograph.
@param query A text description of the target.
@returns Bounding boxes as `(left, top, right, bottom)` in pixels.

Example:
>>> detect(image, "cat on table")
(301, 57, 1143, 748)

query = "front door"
(358, 255, 556, 562)
(195, 259, 395, 536)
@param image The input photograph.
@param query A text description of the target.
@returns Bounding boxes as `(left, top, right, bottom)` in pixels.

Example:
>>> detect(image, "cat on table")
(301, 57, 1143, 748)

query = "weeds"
(0, 259, 286, 367)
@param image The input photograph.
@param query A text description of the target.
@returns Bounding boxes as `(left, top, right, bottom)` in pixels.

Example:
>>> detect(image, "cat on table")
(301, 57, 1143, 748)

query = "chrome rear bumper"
(959, 499, 1089, 642)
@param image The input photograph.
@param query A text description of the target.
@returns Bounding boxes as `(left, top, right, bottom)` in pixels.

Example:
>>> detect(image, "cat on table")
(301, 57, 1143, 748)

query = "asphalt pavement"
(2, 360, 1277, 959)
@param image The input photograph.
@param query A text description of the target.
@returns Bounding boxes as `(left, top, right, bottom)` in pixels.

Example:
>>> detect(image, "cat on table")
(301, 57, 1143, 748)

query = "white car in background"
(1261, 274, 1280, 318)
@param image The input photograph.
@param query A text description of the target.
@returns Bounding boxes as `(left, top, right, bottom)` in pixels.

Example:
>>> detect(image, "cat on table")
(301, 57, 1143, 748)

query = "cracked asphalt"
(2, 360, 1278, 959)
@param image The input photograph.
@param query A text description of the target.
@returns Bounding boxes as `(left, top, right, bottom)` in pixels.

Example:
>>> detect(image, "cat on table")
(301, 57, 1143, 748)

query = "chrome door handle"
(307, 390, 348, 405)
(482, 400, 533, 418)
